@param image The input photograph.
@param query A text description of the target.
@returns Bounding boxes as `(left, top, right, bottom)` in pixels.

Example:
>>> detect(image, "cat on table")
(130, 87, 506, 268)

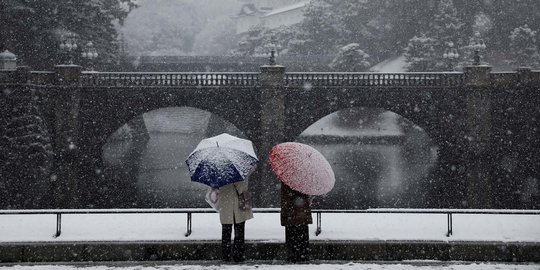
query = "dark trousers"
(222, 222, 245, 262)
(285, 225, 309, 262)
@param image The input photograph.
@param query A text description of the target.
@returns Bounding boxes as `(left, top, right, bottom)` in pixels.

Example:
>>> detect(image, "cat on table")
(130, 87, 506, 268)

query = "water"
(307, 142, 437, 209)
(102, 108, 438, 209)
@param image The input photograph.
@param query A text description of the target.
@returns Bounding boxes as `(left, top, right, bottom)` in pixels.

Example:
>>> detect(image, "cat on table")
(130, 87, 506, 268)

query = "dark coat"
(280, 183, 313, 226)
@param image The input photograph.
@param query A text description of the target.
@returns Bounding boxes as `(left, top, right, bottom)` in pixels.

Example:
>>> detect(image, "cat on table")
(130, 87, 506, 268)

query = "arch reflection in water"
(296, 107, 438, 209)
(102, 107, 246, 208)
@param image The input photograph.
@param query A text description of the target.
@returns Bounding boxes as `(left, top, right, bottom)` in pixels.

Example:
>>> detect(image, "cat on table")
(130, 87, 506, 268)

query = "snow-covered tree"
(429, 0, 465, 46)
(0, 90, 54, 208)
(329, 43, 370, 71)
(508, 25, 540, 68)
(297, 0, 341, 55)
(427, 0, 465, 70)
(404, 34, 437, 72)
(0, 0, 137, 69)
(229, 25, 270, 56)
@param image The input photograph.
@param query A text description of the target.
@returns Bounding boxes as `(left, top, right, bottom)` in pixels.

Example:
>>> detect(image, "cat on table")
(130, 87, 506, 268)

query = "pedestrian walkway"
(1, 211, 539, 262)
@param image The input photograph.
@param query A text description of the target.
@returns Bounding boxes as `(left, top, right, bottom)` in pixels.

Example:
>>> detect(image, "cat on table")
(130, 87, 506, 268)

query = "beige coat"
(218, 179, 254, 224)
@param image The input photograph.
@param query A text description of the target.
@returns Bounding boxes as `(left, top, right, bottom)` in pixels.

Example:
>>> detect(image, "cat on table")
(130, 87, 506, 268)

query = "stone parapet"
(0, 241, 538, 262)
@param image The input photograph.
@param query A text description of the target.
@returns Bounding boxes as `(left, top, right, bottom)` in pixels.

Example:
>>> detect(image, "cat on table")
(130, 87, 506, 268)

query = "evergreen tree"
(404, 34, 437, 71)
(486, 0, 540, 51)
(296, 0, 341, 55)
(334, 0, 397, 60)
(427, 0, 465, 70)
(0, 0, 137, 69)
(224, 0, 540, 70)
(508, 25, 540, 68)
(0, 89, 54, 209)
(329, 43, 371, 71)
(229, 25, 269, 56)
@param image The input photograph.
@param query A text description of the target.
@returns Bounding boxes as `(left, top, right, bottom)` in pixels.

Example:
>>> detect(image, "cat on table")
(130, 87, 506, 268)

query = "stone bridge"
(1, 65, 539, 209)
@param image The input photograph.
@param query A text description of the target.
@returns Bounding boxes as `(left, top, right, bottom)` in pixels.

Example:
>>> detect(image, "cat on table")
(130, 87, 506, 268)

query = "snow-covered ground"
(369, 55, 408, 72)
(1, 211, 539, 243)
(2, 210, 539, 269)
(0, 262, 539, 270)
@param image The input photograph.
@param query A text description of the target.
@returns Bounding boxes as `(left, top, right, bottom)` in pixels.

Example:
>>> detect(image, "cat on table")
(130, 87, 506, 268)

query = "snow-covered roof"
(369, 55, 408, 72)
(234, 3, 264, 17)
(262, 1, 309, 17)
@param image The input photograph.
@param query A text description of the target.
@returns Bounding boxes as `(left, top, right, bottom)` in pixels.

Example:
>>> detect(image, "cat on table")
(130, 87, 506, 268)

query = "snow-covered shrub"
(329, 43, 371, 72)
(509, 25, 540, 68)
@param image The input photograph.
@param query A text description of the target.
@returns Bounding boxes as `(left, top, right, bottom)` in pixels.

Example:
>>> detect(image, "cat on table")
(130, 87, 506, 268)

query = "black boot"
(222, 242, 232, 262)
(232, 222, 246, 262)
(232, 241, 245, 262)
(222, 224, 233, 262)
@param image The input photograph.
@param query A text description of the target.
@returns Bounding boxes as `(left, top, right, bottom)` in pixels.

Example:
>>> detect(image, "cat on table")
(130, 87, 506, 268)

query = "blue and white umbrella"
(186, 133, 258, 188)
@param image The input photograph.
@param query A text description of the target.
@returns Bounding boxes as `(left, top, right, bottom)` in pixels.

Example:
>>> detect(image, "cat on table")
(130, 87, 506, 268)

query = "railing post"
(463, 65, 492, 87)
(516, 67, 533, 85)
(446, 213, 453, 237)
(54, 213, 62, 238)
(315, 212, 322, 236)
(185, 212, 192, 237)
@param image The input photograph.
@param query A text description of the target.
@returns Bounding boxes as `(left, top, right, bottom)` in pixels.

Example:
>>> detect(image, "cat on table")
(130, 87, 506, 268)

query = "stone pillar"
(14, 66, 31, 83)
(516, 67, 533, 85)
(256, 64, 286, 207)
(53, 64, 82, 208)
(462, 65, 493, 208)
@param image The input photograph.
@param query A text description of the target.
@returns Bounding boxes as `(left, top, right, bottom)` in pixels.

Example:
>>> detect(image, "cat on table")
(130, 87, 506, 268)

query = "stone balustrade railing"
(79, 72, 260, 86)
(1, 68, 538, 88)
(285, 72, 465, 87)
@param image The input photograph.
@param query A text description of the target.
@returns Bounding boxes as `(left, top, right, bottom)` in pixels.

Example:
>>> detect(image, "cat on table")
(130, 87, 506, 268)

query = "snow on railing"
(1, 208, 539, 239)
(4, 70, 536, 87)
(79, 72, 259, 87)
(284, 72, 464, 87)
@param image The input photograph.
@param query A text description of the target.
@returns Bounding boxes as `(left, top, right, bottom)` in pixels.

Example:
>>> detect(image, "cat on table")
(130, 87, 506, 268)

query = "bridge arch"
(79, 86, 262, 153)
(283, 86, 464, 150)
(92, 106, 254, 208)
(293, 106, 438, 209)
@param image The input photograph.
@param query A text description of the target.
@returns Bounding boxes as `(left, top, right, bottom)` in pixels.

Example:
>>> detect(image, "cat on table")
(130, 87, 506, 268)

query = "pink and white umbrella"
(269, 142, 335, 196)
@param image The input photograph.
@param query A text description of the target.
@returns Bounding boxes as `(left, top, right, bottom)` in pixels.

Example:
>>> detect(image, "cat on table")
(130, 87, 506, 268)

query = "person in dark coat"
(280, 183, 312, 262)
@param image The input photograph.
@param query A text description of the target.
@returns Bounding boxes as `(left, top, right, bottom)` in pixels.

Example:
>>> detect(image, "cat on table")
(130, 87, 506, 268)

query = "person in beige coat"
(218, 177, 254, 262)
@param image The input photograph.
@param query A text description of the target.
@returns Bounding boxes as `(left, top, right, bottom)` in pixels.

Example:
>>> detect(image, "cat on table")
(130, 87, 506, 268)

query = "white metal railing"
(1, 208, 539, 239)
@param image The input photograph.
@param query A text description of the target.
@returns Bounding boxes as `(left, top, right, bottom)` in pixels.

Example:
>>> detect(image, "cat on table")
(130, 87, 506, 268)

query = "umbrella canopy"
(186, 133, 258, 188)
(269, 142, 335, 196)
